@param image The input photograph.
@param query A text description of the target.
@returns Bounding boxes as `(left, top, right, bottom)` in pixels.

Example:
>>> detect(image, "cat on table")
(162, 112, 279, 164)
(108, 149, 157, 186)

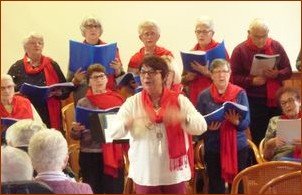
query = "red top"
(128, 45, 173, 69)
(0, 95, 33, 119)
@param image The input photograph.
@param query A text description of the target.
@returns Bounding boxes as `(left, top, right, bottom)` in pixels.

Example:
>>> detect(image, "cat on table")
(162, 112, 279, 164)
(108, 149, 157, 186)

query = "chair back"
(247, 139, 264, 164)
(123, 152, 135, 194)
(68, 143, 80, 181)
(259, 138, 268, 162)
(1, 180, 54, 194)
(61, 102, 79, 146)
(231, 161, 301, 194)
(259, 170, 302, 194)
(193, 139, 208, 194)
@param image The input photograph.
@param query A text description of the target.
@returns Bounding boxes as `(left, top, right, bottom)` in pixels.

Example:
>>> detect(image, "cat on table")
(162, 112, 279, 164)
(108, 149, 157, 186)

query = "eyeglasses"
(139, 69, 162, 77)
(280, 97, 296, 107)
(90, 74, 106, 80)
(1, 85, 14, 91)
(250, 33, 268, 40)
(85, 24, 100, 29)
(141, 31, 157, 38)
(211, 69, 230, 74)
(195, 30, 213, 35)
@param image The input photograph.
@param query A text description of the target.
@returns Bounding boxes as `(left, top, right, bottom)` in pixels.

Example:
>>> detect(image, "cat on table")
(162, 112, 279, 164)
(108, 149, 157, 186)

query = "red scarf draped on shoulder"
(141, 88, 195, 175)
(86, 88, 128, 178)
(246, 37, 280, 107)
(210, 83, 243, 183)
(280, 111, 302, 159)
(23, 55, 61, 130)
(189, 40, 219, 106)
(0, 95, 33, 119)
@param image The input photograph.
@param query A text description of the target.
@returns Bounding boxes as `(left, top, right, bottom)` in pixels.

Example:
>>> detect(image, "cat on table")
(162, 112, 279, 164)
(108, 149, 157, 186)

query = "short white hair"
(1, 145, 33, 182)
(248, 18, 269, 32)
(138, 20, 160, 35)
(22, 32, 44, 51)
(80, 15, 103, 36)
(6, 119, 46, 148)
(1, 74, 14, 85)
(196, 16, 214, 30)
(28, 129, 68, 173)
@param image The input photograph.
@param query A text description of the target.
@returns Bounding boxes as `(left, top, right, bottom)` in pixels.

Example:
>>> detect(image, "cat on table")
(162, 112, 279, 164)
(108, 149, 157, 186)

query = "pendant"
(156, 132, 163, 139)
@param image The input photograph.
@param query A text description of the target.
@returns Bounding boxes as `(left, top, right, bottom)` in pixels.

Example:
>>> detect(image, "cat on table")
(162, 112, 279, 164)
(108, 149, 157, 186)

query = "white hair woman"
(68, 15, 125, 104)
(5, 119, 46, 151)
(127, 20, 173, 75)
(181, 16, 229, 106)
(7, 32, 71, 131)
(230, 18, 292, 146)
(1, 145, 33, 182)
(28, 129, 93, 194)
(196, 59, 250, 193)
(1, 74, 42, 143)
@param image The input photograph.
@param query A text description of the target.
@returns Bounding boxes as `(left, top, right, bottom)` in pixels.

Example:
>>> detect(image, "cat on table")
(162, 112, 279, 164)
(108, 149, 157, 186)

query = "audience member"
(70, 63, 126, 194)
(181, 16, 229, 106)
(196, 59, 250, 194)
(1, 145, 33, 182)
(28, 129, 93, 194)
(68, 15, 124, 104)
(127, 20, 173, 75)
(7, 32, 71, 130)
(111, 56, 207, 194)
(263, 87, 301, 161)
(5, 119, 46, 151)
(230, 18, 292, 145)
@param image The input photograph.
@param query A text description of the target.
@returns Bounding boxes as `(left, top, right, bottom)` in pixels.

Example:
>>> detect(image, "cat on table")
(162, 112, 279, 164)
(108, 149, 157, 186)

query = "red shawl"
(280, 111, 302, 159)
(210, 83, 243, 183)
(128, 46, 173, 69)
(246, 37, 280, 107)
(0, 95, 33, 119)
(141, 88, 194, 175)
(188, 40, 219, 106)
(86, 88, 127, 178)
(23, 55, 61, 130)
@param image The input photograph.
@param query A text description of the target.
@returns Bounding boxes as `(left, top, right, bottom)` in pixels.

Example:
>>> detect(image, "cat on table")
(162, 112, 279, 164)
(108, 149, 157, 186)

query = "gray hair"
(80, 15, 103, 36)
(209, 59, 231, 72)
(196, 16, 214, 30)
(28, 129, 68, 173)
(138, 20, 160, 35)
(6, 119, 46, 148)
(1, 145, 33, 182)
(22, 32, 44, 51)
(248, 18, 269, 32)
(1, 74, 14, 85)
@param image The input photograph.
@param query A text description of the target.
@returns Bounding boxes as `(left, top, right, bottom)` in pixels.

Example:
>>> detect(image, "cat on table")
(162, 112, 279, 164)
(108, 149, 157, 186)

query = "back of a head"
(28, 129, 68, 173)
(5, 119, 46, 148)
(1, 145, 33, 182)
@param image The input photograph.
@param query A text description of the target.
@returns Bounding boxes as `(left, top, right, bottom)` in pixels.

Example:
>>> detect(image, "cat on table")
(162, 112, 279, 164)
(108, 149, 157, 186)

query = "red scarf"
(0, 95, 33, 119)
(280, 111, 302, 159)
(210, 83, 243, 183)
(23, 55, 61, 130)
(86, 88, 127, 178)
(129, 46, 173, 69)
(188, 40, 219, 106)
(141, 88, 194, 175)
(246, 37, 280, 107)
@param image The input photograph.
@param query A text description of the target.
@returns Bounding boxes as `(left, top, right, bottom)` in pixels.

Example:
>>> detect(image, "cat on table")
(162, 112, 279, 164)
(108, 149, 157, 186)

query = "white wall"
(1, 1, 301, 76)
